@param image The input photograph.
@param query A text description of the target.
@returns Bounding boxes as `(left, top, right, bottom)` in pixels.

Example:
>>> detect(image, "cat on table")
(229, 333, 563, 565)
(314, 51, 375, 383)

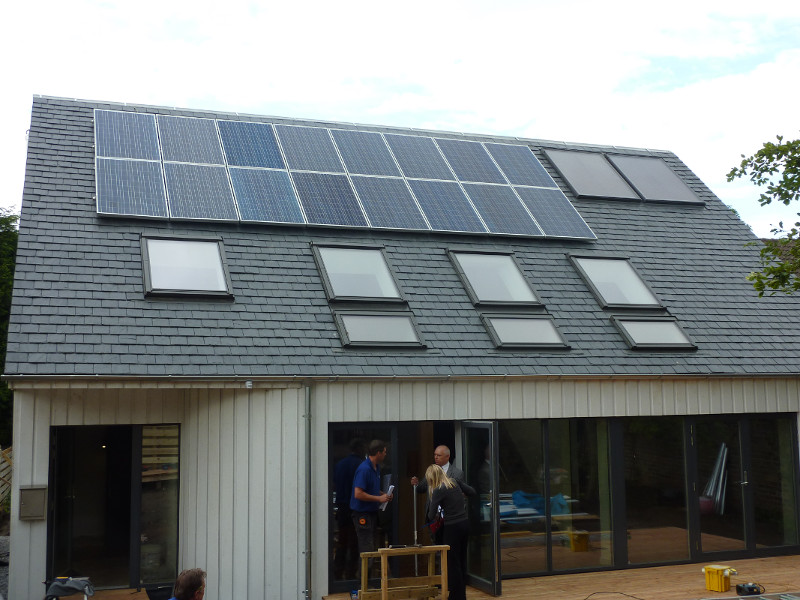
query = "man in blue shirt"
(333, 438, 365, 579)
(350, 439, 393, 569)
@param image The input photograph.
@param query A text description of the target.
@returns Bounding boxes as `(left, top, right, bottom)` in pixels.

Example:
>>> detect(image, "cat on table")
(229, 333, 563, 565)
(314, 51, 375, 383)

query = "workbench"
(358, 544, 450, 600)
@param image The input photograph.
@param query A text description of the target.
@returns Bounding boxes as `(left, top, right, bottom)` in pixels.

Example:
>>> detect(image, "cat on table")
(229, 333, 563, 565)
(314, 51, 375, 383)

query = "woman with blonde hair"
(425, 464, 475, 600)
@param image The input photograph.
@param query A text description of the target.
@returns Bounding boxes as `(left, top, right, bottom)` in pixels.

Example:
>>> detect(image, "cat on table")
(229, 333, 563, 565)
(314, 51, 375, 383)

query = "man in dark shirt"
(333, 438, 365, 579)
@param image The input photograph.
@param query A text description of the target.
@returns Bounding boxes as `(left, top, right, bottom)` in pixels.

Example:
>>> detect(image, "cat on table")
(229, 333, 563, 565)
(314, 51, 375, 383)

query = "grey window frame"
(312, 243, 405, 303)
(448, 250, 541, 307)
(141, 234, 234, 298)
(333, 309, 426, 348)
(569, 253, 663, 309)
(610, 315, 696, 351)
(481, 314, 570, 349)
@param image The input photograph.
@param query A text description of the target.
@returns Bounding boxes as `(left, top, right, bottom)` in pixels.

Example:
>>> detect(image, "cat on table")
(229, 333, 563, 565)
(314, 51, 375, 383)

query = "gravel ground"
(0, 535, 8, 600)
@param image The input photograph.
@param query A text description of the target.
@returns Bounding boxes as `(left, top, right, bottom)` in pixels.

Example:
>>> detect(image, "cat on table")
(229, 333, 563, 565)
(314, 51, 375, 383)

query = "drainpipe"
(304, 385, 312, 599)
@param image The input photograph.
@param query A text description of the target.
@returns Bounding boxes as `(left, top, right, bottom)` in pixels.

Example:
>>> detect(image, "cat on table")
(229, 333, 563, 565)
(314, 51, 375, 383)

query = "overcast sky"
(2, 0, 799, 237)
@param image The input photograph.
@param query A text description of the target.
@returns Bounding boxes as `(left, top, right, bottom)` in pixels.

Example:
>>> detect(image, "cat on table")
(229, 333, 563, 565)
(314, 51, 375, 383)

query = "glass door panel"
(695, 420, 746, 553)
(463, 421, 500, 596)
(624, 417, 690, 564)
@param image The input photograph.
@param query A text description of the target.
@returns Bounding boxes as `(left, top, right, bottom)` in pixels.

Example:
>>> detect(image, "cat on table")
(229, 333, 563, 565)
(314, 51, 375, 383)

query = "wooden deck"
(324, 554, 800, 600)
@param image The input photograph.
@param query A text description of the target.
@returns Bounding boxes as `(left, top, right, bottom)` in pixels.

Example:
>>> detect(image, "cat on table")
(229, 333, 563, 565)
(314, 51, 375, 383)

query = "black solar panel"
(95, 110, 160, 161)
(230, 168, 304, 224)
(435, 138, 506, 184)
(515, 187, 596, 239)
(291, 172, 367, 226)
(158, 116, 225, 165)
(164, 163, 238, 220)
(350, 176, 428, 230)
(544, 149, 639, 200)
(606, 155, 702, 204)
(408, 180, 486, 233)
(331, 130, 401, 177)
(485, 143, 557, 188)
(218, 121, 285, 169)
(462, 184, 543, 236)
(275, 125, 344, 173)
(383, 134, 455, 180)
(96, 158, 168, 217)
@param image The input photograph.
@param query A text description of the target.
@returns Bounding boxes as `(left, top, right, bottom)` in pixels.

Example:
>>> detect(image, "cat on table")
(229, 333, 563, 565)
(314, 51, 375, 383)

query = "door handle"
(738, 481, 749, 486)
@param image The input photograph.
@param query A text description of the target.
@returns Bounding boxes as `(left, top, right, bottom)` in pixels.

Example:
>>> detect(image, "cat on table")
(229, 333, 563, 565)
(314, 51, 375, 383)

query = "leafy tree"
(727, 135, 800, 296)
(0, 208, 19, 447)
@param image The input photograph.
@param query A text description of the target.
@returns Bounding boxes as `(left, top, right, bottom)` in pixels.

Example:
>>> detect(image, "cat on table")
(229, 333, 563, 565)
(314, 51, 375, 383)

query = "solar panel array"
(94, 109, 596, 239)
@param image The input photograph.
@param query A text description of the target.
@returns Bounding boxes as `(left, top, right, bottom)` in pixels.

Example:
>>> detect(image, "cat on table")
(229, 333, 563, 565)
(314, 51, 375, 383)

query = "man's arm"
(354, 487, 392, 504)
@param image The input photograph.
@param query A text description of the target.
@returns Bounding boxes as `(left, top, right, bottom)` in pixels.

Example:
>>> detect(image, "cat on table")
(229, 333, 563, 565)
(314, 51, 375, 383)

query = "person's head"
(172, 568, 206, 600)
(425, 464, 456, 490)
(433, 445, 451, 467)
(368, 439, 387, 463)
(349, 437, 366, 456)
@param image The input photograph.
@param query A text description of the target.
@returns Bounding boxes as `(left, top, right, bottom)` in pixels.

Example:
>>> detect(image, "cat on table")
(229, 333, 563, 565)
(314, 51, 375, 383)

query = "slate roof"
(5, 95, 800, 378)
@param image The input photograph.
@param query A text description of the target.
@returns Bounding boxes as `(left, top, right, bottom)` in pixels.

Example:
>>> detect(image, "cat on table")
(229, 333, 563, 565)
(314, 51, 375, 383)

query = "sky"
(2, 0, 800, 237)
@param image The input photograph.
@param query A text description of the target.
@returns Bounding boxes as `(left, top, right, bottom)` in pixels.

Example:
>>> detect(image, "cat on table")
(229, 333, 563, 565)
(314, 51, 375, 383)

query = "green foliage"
(727, 135, 800, 296)
(0, 208, 18, 447)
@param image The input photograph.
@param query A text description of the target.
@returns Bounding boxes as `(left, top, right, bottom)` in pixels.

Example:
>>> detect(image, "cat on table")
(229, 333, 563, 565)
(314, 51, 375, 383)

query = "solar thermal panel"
(462, 184, 543, 236)
(435, 138, 506, 184)
(164, 163, 238, 220)
(544, 149, 639, 200)
(96, 158, 168, 217)
(606, 155, 702, 204)
(485, 143, 557, 188)
(383, 134, 454, 180)
(95, 110, 160, 161)
(218, 121, 285, 169)
(331, 130, 401, 176)
(350, 176, 429, 230)
(229, 168, 305, 224)
(515, 187, 596, 239)
(407, 180, 486, 233)
(291, 172, 367, 227)
(158, 116, 225, 165)
(275, 125, 344, 173)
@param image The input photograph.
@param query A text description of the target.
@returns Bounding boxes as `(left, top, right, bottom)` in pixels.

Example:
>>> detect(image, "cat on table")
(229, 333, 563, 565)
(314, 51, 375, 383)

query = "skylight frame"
(610, 315, 696, 351)
(333, 309, 426, 348)
(312, 244, 405, 303)
(481, 314, 570, 349)
(569, 254, 663, 310)
(449, 250, 541, 307)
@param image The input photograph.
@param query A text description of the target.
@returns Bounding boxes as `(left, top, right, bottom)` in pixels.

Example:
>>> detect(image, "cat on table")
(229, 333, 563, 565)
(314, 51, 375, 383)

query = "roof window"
(611, 316, 696, 350)
(450, 251, 539, 305)
(570, 256, 661, 308)
(142, 236, 232, 297)
(314, 246, 402, 301)
(334, 311, 424, 347)
(482, 315, 569, 349)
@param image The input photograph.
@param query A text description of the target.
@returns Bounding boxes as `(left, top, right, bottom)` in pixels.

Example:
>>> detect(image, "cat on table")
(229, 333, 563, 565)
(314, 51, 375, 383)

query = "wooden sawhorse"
(359, 544, 449, 600)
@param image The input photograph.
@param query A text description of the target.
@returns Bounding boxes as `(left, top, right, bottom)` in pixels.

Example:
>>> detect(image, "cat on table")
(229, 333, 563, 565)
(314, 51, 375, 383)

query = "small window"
(611, 316, 695, 350)
(334, 311, 425, 347)
(482, 315, 569, 349)
(315, 246, 402, 301)
(142, 236, 232, 297)
(571, 256, 661, 308)
(450, 251, 538, 305)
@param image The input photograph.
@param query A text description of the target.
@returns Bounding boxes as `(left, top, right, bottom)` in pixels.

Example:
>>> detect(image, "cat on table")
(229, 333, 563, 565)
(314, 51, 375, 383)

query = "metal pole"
(413, 483, 418, 576)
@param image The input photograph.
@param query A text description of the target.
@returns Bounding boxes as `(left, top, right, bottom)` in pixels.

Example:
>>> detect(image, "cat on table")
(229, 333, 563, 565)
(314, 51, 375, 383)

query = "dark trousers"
(334, 508, 359, 579)
(441, 518, 469, 600)
(352, 511, 378, 576)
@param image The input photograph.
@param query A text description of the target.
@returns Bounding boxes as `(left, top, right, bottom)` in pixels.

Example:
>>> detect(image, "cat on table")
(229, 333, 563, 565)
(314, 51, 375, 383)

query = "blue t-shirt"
(350, 457, 381, 512)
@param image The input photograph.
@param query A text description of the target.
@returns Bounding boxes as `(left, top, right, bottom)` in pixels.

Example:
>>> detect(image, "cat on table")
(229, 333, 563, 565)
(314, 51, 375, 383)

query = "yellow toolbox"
(702, 564, 737, 592)
(568, 530, 589, 552)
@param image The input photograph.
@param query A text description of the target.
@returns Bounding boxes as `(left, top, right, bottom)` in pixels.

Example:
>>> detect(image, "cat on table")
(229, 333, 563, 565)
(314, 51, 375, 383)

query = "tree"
(0, 208, 19, 448)
(727, 135, 800, 296)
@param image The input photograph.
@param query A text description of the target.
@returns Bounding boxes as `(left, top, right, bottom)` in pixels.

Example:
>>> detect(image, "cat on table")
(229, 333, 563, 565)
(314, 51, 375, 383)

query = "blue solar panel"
(435, 138, 506, 184)
(383, 134, 454, 180)
(96, 158, 168, 217)
(331, 130, 401, 176)
(229, 168, 304, 223)
(462, 184, 543, 236)
(407, 180, 486, 233)
(218, 121, 285, 169)
(291, 172, 367, 226)
(514, 187, 596, 239)
(485, 143, 557, 187)
(95, 110, 160, 160)
(164, 163, 238, 220)
(158, 116, 225, 165)
(275, 125, 344, 173)
(350, 176, 428, 229)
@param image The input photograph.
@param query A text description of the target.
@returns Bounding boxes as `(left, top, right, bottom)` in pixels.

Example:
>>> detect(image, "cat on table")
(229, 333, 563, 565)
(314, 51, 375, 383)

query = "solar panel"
(544, 149, 639, 200)
(383, 134, 455, 180)
(331, 130, 401, 176)
(407, 180, 486, 233)
(350, 176, 429, 230)
(462, 184, 543, 236)
(515, 187, 596, 239)
(96, 158, 168, 217)
(158, 116, 225, 165)
(606, 155, 702, 204)
(218, 121, 285, 169)
(485, 143, 557, 188)
(229, 168, 304, 224)
(95, 110, 160, 161)
(164, 163, 238, 220)
(435, 138, 506, 184)
(275, 125, 344, 173)
(291, 172, 367, 227)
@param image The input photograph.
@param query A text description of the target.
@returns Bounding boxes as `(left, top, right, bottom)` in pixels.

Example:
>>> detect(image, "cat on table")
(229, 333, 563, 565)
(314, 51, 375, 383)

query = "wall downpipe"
(304, 384, 313, 599)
